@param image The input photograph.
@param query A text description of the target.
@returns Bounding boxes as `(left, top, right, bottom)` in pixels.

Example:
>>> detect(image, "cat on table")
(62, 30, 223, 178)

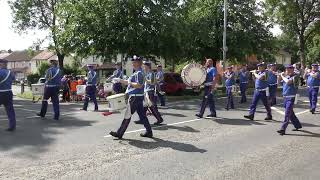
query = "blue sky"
(0, 0, 282, 51)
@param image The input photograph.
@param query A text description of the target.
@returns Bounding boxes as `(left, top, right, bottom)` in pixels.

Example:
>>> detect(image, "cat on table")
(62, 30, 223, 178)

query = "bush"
(26, 73, 41, 85)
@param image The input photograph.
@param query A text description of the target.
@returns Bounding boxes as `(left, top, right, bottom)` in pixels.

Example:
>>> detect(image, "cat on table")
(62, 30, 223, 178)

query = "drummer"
(224, 66, 235, 110)
(107, 62, 123, 94)
(195, 58, 217, 118)
(109, 55, 153, 139)
(81, 64, 99, 111)
(134, 61, 164, 125)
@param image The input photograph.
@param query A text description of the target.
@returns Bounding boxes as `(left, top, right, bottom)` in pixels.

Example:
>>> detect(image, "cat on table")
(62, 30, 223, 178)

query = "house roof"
(4, 51, 41, 62)
(0, 53, 10, 59)
(31, 50, 55, 61)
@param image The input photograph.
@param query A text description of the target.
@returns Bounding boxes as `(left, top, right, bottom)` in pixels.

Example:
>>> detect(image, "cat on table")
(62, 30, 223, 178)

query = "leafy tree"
(307, 34, 320, 63)
(276, 33, 300, 63)
(9, 0, 76, 68)
(37, 62, 50, 77)
(184, 0, 275, 62)
(265, 0, 320, 65)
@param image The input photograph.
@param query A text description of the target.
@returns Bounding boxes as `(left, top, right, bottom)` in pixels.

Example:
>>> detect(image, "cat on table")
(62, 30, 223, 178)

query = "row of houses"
(0, 49, 166, 82)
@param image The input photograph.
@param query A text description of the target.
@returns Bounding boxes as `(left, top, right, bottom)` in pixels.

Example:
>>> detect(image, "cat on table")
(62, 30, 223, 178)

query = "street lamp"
(223, 0, 228, 70)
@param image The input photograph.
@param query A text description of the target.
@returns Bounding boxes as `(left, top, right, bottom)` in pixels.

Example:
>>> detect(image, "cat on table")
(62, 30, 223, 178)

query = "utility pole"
(223, 0, 228, 71)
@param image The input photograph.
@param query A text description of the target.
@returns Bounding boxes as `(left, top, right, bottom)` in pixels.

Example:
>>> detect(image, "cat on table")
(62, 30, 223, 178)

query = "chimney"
(8, 49, 12, 53)
(36, 45, 40, 51)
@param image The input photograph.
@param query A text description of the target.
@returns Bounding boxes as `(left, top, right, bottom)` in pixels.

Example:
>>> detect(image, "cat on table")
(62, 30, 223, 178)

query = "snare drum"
(181, 63, 207, 87)
(106, 93, 126, 111)
(31, 84, 44, 96)
(104, 83, 113, 92)
(76, 85, 86, 95)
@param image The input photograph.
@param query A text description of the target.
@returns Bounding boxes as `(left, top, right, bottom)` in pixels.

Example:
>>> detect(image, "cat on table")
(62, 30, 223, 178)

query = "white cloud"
(0, 0, 50, 51)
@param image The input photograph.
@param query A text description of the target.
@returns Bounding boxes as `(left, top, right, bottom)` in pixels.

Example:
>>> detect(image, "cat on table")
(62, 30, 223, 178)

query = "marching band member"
(81, 64, 99, 111)
(239, 64, 249, 103)
(267, 64, 278, 106)
(244, 63, 272, 121)
(110, 56, 153, 139)
(224, 66, 235, 110)
(277, 65, 302, 135)
(195, 58, 217, 118)
(37, 59, 62, 120)
(134, 61, 164, 125)
(156, 65, 166, 107)
(0, 59, 16, 131)
(304, 64, 320, 114)
(107, 62, 123, 94)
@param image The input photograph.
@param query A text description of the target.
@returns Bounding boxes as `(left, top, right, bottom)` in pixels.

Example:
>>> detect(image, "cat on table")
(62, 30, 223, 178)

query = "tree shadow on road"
(0, 107, 96, 157)
(213, 117, 266, 126)
(160, 112, 187, 117)
(122, 137, 207, 153)
(153, 125, 200, 133)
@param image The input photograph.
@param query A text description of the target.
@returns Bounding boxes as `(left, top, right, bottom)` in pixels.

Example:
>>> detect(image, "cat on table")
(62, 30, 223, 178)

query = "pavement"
(0, 92, 320, 180)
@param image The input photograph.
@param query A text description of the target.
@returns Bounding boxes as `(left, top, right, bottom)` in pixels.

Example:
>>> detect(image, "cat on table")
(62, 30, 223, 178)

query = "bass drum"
(181, 63, 207, 87)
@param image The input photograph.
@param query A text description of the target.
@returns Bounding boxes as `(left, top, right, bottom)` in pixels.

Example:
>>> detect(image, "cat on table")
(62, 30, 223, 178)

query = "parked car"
(38, 78, 46, 84)
(163, 73, 186, 95)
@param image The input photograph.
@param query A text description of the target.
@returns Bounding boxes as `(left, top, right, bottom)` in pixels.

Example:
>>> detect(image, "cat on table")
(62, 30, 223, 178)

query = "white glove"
(112, 78, 121, 83)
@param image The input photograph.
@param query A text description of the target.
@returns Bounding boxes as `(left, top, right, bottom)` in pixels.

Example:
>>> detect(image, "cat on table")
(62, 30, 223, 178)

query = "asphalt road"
(0, 92, 320, 180)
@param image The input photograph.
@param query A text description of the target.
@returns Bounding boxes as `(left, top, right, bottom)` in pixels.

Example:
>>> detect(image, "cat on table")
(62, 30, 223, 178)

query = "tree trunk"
(171, 58, 176, 72)
(299, 35, 306, 66)
(57, 53, 65, 70)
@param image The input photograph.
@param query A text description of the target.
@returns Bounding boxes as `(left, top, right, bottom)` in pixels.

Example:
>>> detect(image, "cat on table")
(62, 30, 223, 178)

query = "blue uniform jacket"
(126, 68, 144, 95)
(45, 67, 62, 86)
(0, 69, 15, 92)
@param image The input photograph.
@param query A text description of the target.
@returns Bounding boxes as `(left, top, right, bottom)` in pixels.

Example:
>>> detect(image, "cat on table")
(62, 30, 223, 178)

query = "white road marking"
(271, 107, 285, 115)
(104, 118, 203, 138)
(296, 110, 311, 115)
(271, 106, 311, 116)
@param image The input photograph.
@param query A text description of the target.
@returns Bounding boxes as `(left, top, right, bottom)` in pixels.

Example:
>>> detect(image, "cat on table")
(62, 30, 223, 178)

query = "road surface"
(0, 93, 319, 180)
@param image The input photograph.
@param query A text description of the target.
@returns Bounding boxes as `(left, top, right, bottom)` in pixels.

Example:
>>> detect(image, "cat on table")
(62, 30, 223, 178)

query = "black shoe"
(154, 120, 163, 125)
(244, 115, 254, 120)
(206, 114, 217, 118)
(80, 108, 87, 111)
(311, 110, 315, 114)
(265, 116, 273, 121)
(6, 127, 16, 132)
(225, 108, 229, 111)
(94, 109, 99, 112)
(195, 114, 203, 118)
(292, 128, 302, 131)
(277, 130, 285, 136)
(36, 113, 44, 118)
(54, 117, 59, 121)
(140, 132, 153, 138)
(109, 131, 122, 139)
(134, 120, 143, 124)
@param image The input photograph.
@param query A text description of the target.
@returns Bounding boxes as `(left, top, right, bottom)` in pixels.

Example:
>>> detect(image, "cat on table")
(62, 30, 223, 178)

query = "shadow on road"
(160, 112, 187, 117)
(213, 118, 266, 126)
(0, 100, 96, 156)
(122, 137, 207, 153)
(154, 125, 200, 133)
(286, 130, 320, 138)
